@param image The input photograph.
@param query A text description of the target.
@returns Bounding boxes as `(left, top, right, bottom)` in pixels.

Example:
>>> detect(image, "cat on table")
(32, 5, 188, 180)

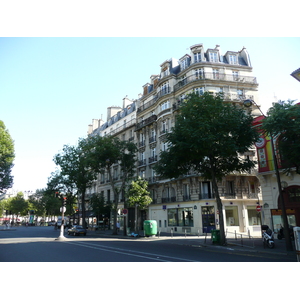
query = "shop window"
(288, 188, 300, 202)
(167, 207, 193, 227)
(247, 206, 261, 226)
(167, 208, 178, 226)
(225, 206, 239, 226)
(178, 208, 193, 226)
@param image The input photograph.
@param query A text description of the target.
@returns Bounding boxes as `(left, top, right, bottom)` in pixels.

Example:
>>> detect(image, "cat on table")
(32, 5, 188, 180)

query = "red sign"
(256, 205, 262, 212)
(122, 209, 128, 215)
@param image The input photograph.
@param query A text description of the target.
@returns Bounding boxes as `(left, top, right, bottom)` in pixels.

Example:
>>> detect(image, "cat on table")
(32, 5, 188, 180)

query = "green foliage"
(263, 100, 300, 174)
(7, 192, 28, 216)
(154, 92, 259, 245)
(89, 192, 110, 218)
(53, 138, 97, 194)
(154, 92, 259, 181)
(126, 177, 152, 210)
(86, 135, 137, 233)
(0, 120, 15, 192)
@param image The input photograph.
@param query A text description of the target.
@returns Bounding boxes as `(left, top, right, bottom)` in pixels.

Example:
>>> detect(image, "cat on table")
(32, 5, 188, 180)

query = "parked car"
(67, 225, 87, 236)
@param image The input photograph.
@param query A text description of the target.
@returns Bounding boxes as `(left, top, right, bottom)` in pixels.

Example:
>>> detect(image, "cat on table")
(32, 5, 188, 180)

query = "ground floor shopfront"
(148, 199, 263, 237)
(258, 170, 300, 233)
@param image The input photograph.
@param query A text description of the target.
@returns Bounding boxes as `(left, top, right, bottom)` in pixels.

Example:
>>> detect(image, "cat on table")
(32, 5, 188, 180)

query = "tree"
(154, 92, 259, 245)
(0, 120, 15, 192)
(126, 177, 152, 232)
(47, 170, 77, 216)
(89, 192, 111, 227)
(262, 100, 300, 174)
(53, 138, 97, 229)
(88, 135, 137, 235)
(7, 192, 29, 220)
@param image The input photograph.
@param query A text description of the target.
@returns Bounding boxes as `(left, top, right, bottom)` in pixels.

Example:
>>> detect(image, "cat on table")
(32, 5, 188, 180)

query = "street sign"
(256, 205, 262, 212)
(122, 209, 128, 215)
(60, 207, 66, 213)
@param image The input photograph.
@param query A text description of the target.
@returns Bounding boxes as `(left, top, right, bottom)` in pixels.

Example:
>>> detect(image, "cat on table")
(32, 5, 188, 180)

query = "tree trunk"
(211, 173, 226, 245)
(81, 190, 86, 229)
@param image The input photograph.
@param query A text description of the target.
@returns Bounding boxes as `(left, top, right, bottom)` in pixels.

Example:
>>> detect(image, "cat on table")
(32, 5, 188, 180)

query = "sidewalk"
(87, 228, 297, 257)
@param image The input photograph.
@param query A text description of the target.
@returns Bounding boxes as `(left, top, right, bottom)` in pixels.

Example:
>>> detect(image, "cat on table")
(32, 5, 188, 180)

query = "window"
(229, 54, 238, 65)
(161, 101, 170, 111)
(199, 181, 212, 199)
(195, 68, 204, 79)
(288, 188, 300, 202)
(140, 170, 145, 178)
(226, 180, 235, 197)
(209, 52, 218, 62)
(162, 141, 168, 151)
(168, 208, 194, 227)
(195, 87, 205, 95)
(194, 52, 202, 63)
(247, 206, 261, 226)
(180, 58, 189, 70)
(232, 71, 239, 80)
(237, 89, 244, 98)
(161, 120, 168, 134)
(213, 69, 219, 79)
(183, 184, 190, 201)
(225, 206, 239, 226)
(161, 82, 170, 95)
(168, 209, 178, 226)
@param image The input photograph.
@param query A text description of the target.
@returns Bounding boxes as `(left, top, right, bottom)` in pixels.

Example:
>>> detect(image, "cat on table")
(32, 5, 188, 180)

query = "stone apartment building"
(88, 43, 263, 236)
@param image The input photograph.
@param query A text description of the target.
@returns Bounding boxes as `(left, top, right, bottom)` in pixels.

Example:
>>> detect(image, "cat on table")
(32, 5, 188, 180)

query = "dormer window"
(229, 54, 238, 65)
(180, 57, 189, 71)
(194, 52, 202, 63)
(209, 52, 218, 62)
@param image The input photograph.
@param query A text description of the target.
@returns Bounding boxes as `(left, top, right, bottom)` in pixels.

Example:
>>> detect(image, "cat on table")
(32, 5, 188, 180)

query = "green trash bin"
(143, 220, 157, 237)
(211, 229, 220, 244)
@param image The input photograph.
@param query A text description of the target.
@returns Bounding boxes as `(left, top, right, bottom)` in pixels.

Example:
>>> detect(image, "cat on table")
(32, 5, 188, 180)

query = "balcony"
(199, 193, 215, 200)
(183, 195, 191, 201)
(174, 73, 257, 92)
(138, 88, 172, 114)
(162, 197, 176, 203)
(136, 115, 157, 131)
(138, 159, 146, 167)
(148, 176, 159, 184)
(148, 155, 157, 164)
(149, 136, 156, 144)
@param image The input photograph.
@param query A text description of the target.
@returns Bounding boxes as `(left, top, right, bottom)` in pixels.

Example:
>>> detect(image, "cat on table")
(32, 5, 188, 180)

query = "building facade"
(88, 43, 263, 236)
(253, 115, 300, 233)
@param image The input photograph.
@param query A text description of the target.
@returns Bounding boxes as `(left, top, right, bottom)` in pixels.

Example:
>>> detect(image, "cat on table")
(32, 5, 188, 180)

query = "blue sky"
(1, 37, 300, 192)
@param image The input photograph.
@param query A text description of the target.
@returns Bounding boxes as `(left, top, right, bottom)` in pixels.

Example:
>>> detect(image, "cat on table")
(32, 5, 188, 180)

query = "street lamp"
(244, 99, 293, 251)
(55, 193, 67, 241)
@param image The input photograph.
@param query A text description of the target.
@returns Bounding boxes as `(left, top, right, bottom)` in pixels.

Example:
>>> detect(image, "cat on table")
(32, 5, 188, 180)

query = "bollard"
(185, 229, 186, 238)
(171, 228, 173, 238)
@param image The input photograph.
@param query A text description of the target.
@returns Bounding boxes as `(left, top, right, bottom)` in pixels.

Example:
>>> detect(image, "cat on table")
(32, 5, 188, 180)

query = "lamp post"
(244, 99, 293, 251)
(55, 194, 67, 241)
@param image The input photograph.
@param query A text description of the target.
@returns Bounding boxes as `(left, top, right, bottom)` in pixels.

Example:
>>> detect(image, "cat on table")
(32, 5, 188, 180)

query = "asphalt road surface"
(0, 226, 297, 262)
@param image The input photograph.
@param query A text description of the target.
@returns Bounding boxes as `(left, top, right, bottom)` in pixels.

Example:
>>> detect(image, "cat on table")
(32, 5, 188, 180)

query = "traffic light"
(55, 191, 59, 198)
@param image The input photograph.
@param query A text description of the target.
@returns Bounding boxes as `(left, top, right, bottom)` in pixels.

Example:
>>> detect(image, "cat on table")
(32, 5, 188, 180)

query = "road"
(0, 226, 297, 262)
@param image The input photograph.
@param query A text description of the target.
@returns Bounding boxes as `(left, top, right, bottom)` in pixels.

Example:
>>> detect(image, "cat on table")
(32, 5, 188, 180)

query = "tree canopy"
(262, 101, 300, 174)
(87, 135, 137, 234)
(154, 92, 259, 245)
(0, 120, 15, 192)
